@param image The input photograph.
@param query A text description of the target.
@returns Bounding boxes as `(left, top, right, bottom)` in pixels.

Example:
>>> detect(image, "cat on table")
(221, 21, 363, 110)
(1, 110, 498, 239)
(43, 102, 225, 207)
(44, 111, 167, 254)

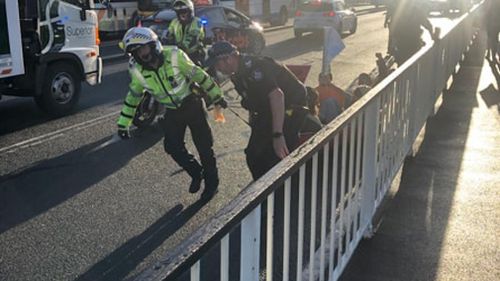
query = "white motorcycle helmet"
(173, 0, 195, 23)
(121, 27, 163, 67)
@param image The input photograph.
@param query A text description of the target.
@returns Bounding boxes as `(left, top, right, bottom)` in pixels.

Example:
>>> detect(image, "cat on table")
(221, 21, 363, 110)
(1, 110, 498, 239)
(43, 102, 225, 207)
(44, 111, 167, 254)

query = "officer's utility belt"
(286, 105, 309, 117)
(164, 94, 199, 111)
(251, 105, 309, 118)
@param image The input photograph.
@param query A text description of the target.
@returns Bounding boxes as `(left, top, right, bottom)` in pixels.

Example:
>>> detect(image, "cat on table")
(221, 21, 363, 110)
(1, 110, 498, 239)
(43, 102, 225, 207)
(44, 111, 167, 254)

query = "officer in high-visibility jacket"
(166, 0, 206, 66)
(117, 27, 226, 198)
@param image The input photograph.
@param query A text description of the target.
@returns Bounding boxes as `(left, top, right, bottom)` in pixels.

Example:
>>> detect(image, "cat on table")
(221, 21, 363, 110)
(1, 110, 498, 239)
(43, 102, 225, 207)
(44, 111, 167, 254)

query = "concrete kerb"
(263, 23, 293, 33)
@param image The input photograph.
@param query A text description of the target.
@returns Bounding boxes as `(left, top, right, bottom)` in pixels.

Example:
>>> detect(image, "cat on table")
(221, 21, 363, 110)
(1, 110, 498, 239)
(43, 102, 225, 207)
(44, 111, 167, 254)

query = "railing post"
(360, 99, 379, 238)
(241, 206, 261, 281)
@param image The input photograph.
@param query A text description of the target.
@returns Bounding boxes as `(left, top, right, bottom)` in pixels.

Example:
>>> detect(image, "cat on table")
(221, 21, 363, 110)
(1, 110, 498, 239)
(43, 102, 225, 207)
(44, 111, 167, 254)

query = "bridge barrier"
(136, 2, 484, 281)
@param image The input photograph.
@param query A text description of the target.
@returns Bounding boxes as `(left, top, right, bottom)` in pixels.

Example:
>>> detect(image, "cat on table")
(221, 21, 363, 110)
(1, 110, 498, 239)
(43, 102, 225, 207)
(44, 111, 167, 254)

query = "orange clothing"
(315, 83, 349, 110)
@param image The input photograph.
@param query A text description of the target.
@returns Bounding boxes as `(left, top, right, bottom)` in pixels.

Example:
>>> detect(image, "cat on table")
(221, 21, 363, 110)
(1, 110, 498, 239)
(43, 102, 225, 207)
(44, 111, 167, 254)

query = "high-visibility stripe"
(206, 82, 216, 92)
(155, 93, 170, 100)
(122, 105, 137, 116)
(129, 88, 143, 98)
(120, 111, 134, 119)
(188, 66, 197, 80)
(199, 75, 208, 86)
(170, 48, 189, 98)
(130, 64, 148, 88)
(124, 101, 136, 108)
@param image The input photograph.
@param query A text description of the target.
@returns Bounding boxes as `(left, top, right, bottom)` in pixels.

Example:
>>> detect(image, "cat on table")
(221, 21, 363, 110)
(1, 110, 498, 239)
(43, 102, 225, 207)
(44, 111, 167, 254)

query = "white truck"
(0, 0, 103, 116)
(217, 0, 292, 26)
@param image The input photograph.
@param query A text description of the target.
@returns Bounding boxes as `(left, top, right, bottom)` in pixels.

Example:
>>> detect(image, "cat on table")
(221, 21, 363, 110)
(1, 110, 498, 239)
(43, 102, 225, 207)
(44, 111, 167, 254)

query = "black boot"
(189, 173, 203, 193)
(185, 164, 203, 194)
(201, 168, 219, 199)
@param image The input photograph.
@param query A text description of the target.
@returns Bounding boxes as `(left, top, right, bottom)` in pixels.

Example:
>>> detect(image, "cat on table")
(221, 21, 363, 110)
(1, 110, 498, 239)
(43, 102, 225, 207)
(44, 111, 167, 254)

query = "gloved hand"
(214, 98, 228, 109)
(117, 128, 131, 140)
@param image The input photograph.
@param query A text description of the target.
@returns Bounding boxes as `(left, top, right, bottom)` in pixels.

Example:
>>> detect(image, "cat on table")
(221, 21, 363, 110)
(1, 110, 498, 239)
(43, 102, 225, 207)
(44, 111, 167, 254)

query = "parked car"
(140, 5, 266, 54)
(293, 0, 358, 38)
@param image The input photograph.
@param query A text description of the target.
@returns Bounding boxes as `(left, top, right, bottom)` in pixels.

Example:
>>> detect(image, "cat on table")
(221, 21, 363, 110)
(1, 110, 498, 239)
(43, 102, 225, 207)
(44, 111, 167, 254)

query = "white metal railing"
(135, 3, 484, 281)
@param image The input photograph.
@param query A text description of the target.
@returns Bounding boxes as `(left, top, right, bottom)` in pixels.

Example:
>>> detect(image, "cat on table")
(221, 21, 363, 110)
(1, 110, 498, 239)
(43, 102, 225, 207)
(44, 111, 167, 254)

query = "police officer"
(207, 41, 308, 180)
(166, 0, 206, 66)
(389, 0, 437, 66)
(118, 27, 225, 198)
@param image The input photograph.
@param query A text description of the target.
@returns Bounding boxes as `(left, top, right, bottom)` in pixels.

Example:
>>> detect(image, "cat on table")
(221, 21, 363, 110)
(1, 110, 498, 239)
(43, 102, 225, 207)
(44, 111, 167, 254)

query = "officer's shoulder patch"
(252, 70, 263, 81)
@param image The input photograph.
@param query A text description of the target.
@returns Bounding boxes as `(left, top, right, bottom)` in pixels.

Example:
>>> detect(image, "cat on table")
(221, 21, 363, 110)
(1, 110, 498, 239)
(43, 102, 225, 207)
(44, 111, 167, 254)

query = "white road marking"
(0, 111, 119, 154)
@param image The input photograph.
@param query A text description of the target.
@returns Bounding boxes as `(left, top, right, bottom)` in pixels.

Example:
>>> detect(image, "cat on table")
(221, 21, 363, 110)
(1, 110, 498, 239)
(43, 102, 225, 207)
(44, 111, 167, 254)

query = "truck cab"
(0, 0, 103, 116)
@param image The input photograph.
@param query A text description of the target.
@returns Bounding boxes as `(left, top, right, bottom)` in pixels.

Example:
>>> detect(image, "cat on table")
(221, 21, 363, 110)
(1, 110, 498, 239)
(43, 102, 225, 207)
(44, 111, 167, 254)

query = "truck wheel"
(35, 62, 81, 116)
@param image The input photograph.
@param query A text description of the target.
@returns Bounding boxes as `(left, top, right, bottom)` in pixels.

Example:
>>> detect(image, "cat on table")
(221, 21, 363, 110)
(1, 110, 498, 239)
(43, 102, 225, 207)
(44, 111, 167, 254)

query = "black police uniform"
(231, 55, 308, 180)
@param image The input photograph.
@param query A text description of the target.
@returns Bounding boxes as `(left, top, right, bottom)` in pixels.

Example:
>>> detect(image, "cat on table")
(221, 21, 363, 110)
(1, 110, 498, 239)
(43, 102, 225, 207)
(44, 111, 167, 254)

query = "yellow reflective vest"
(167, 17, 205, 55)
(117, 46, 222, 129)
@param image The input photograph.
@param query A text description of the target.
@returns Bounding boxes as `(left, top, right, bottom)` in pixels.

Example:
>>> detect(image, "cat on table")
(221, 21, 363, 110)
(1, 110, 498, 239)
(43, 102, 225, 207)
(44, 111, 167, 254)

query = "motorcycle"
(132, 78, 233, 128)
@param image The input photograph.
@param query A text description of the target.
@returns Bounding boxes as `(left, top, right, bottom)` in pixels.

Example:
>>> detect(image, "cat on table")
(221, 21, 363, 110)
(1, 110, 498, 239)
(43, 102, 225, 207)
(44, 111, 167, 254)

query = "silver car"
(293, 0, 358, 38)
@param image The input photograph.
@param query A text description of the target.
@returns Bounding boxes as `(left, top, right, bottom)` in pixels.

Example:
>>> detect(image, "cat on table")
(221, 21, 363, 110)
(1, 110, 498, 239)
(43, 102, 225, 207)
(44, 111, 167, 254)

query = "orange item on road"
(214, 106, 226, 123)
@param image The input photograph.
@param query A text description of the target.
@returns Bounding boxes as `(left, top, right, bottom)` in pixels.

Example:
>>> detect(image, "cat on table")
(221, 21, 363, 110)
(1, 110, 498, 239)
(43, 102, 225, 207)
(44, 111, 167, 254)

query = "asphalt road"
(0, 11, 457, 281)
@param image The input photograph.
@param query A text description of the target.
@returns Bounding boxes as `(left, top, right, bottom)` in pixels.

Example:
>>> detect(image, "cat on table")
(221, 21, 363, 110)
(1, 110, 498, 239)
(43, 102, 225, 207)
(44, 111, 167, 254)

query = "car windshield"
(155, 9, 176, 20)
(298, 0, 335, 12)
(197, 8, 226, 25)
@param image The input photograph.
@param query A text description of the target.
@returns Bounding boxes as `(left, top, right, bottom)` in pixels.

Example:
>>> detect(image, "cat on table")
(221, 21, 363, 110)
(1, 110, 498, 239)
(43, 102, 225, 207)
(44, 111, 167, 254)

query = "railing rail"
(136, 3, 484, 281)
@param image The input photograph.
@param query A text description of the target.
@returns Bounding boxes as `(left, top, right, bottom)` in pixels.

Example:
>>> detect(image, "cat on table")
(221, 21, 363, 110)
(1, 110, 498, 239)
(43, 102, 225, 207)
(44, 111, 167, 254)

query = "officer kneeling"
(117, 27, 226, 198)
(207, 41, 309, 180)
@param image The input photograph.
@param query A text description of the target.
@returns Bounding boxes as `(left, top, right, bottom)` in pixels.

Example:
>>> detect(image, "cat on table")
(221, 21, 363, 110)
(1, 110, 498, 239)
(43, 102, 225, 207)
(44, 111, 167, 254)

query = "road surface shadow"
(480, 58, 500, 109)
(263, 33, 322, 61)
(75, 197, 211, 281)
(340, 32, 485, 281)
(0, 126, 162, 234)
(139, 149, 348, 281)
(0, 65, 129, 137)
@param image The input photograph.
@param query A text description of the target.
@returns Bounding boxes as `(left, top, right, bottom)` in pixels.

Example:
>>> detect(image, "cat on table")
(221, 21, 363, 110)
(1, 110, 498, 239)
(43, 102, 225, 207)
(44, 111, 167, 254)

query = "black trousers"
(188, 49, 206, 67)
(392, 36, 424, 66)
(245, 109, 306, 180)
(161, 95, 218, 184)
